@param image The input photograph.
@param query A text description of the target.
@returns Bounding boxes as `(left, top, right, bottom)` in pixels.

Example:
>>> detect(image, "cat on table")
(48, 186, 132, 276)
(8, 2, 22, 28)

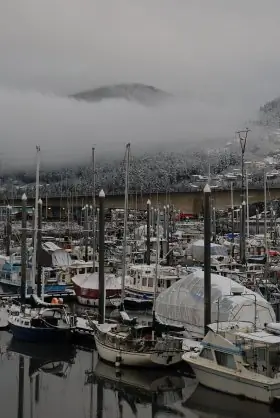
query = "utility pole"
(236, 128, 250, 266)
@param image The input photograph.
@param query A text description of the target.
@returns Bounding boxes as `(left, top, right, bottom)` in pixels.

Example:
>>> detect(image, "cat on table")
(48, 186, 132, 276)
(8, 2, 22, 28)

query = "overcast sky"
(0, 0, 279, 170)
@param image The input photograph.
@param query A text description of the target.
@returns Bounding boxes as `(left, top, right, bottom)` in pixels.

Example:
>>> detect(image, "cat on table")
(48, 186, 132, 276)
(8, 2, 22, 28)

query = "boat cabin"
(126, 265, 181, 293)
(199, 323, 280, 379)
(69, 261, 98, 277)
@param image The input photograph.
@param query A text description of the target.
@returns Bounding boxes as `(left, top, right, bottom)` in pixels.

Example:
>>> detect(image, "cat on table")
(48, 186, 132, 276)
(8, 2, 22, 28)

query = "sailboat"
(93, 177, 183, 366)
(8, 295, 77, 343)
(72, 147, 122, 308)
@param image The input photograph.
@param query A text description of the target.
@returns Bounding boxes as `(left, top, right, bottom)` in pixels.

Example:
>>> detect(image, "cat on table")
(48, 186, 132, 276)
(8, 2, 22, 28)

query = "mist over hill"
(3, 84, 280, 196)
(70, 83, 171, 106)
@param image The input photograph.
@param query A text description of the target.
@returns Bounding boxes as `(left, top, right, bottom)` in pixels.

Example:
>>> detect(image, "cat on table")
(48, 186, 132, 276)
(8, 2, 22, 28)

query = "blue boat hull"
(0, 282, 67, 295)
(9, 322, 73, 343)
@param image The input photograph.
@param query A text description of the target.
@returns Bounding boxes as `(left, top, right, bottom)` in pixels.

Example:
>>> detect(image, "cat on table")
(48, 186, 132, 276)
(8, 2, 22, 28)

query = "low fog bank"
(0, 87, 264, 174)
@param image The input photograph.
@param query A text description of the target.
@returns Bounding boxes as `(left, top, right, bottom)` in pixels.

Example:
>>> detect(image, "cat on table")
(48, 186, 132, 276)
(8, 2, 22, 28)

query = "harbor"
(1, 328, 280, 418)
(2, 144, 280, 415)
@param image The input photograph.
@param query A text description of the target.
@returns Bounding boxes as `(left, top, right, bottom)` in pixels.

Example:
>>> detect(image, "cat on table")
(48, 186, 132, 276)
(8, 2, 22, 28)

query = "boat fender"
(115, 355, 122, 368)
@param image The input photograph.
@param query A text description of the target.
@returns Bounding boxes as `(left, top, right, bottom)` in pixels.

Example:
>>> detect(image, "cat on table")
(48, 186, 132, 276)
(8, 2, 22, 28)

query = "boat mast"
(5, 204, 11, 257)
(98, 190, 106, 324)
(20, 193, 27, 304)
(92, 147, 96, 271)
(264, 170, 268, 256)
(204, 184, 211, 336)
(152, 208, 160, 322)
(31, 145, 41, 293)
(121, 143, 130, 307)
(37, 199, 43, 298)
(246, 170, 250, 238)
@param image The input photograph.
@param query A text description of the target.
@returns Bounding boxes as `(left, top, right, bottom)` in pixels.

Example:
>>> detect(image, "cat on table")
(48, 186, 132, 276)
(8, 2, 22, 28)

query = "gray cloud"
(0, 0, 280, 170)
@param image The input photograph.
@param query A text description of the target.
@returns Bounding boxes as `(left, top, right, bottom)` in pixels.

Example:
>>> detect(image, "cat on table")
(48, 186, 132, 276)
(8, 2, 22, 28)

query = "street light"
(236, 128, 250, 265)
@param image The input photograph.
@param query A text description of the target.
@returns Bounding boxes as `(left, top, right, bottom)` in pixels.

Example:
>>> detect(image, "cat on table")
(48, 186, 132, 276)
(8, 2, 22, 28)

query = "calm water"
(1, 331, 280, 418)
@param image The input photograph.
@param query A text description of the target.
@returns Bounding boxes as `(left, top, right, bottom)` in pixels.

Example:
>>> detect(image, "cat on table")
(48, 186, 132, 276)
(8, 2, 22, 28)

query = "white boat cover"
(134, 224, 164, 240)
(72, 272, 122, 290)
(42, 242, 72, 266)
(191, 239, 228, 262)
(155, 270, 276, 339)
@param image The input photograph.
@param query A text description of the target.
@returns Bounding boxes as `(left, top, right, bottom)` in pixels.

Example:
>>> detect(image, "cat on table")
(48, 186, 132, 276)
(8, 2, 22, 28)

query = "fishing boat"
(72, 271, 122, 307)
(124, 264, 184, 309)
(0, 257, 70, 296)
(183, 320, 280, 405)
(8, 295, 76, 343)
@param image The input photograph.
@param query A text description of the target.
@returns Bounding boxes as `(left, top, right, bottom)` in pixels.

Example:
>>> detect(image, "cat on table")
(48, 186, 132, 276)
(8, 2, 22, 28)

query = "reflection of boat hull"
(94, 359, 185, 393)
(9, 321, 73, 343)
(184, 384, 280, 418)
(94, 361, 185, 405)
(8, 338, 76, 361)
(8, 338, 76, 378)
(95, 336, 182, 367)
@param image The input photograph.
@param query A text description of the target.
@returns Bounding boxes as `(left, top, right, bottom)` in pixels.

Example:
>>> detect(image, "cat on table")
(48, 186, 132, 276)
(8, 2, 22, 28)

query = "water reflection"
(87, 359, 190, 417)
(184, 384, 280, 418)
(1, 331, 280, 418)
(8, 339, 76, 378)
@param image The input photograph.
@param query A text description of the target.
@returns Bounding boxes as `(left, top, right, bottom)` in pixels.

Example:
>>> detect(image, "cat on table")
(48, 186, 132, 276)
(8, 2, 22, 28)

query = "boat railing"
(96, 328, 182, 353)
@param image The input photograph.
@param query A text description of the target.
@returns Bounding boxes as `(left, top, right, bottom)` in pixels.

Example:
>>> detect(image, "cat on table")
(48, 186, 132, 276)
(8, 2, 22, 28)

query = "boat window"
(214, 350, 236, 369)
(257, 347, 266, 362)
(148, 278, 153, 287)
(199, 348, 214, 361)
(142, 277, 147, 287)
(166, 280, 171, 288)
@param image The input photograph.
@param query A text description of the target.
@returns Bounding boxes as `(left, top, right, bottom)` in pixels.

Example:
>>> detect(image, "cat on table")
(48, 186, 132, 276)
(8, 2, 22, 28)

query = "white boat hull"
(95, 337, 182, 367)
(186, 359, 280, 404)
(77, 296, 121, 308)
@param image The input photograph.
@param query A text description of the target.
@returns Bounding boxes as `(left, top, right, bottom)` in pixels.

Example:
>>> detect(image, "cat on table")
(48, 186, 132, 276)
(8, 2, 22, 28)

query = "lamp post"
(236, 128, 250, 265)
(98, 189, 105, 324)
(146, 199, 151, 265)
